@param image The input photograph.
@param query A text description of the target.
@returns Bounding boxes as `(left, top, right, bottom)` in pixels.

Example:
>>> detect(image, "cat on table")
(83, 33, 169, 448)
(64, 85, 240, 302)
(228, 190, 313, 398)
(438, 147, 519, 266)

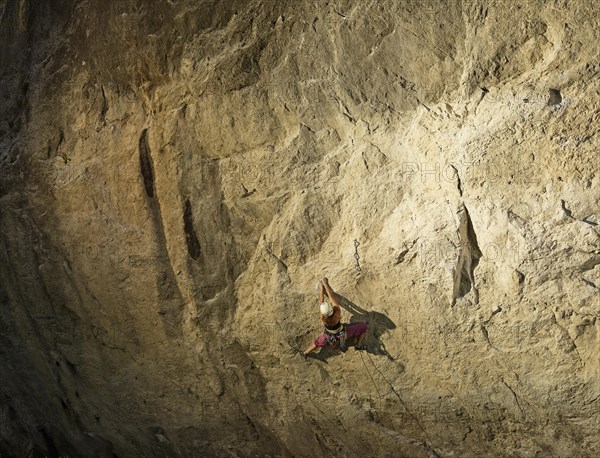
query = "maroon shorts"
(314, 322, 368, 347)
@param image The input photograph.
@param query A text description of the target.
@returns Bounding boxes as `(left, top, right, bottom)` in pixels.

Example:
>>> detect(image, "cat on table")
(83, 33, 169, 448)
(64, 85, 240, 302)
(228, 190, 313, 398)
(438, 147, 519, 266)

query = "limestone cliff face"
(1, 0, 598, 456)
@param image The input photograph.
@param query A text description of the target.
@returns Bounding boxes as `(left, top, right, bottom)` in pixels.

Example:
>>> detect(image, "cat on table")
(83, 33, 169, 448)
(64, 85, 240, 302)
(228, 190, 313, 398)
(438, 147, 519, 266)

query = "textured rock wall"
(1, 0, 599, 456)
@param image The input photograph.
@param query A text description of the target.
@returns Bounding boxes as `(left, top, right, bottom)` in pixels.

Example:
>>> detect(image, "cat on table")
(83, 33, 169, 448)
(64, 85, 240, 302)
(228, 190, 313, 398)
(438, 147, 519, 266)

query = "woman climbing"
(303, 277, 368, 356)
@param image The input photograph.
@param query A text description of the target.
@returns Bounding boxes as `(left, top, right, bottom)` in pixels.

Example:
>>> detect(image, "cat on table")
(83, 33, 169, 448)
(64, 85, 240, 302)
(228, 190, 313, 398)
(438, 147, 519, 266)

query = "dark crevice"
(548, 88, 562, 106)
(38, 427, 60, 458)
(139, 129, 155, 198)
(480, 325, 496, 350)
(560, 199, 573, 218)
(46, 129, 64, 159)
(450, 164, 463, 196)
(183, 199, 201, 261)
(241, 183, 256, 198)
(452, 204, 482, 305)
(100, 85, 108, 123)
(395, 248, 409, 264)
(581, 256, 600, 272)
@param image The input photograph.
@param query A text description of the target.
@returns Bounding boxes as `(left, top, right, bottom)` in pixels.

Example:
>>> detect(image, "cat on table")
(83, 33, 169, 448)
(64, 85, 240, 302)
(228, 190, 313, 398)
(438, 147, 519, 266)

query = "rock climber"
(303, 277, 368, 356)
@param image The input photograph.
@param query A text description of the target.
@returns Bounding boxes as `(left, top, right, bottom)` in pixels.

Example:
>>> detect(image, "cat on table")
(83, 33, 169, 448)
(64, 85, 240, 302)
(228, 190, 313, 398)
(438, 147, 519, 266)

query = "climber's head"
(320, 301, 333, 317)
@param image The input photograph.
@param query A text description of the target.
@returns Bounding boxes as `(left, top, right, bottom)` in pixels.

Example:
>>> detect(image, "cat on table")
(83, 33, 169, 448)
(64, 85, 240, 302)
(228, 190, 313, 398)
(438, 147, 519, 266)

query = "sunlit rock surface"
(1, 1, 598, 456)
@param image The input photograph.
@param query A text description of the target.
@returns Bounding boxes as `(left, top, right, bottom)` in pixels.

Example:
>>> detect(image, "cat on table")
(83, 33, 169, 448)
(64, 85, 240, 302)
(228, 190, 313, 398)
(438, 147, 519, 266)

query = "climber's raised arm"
(319, 280, 325, 304)
(322, 278, 341, 308)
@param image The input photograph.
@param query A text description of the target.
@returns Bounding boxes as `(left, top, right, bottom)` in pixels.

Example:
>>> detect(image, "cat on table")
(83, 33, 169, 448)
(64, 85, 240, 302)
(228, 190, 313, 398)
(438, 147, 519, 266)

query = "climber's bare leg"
(304, 342, 318, 355)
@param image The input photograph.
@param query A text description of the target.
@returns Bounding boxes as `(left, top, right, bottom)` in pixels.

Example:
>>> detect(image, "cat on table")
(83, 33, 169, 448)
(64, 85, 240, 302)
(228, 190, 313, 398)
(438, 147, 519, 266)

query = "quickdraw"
(353, 239, 361, 272)
(328, 332, 345, 345)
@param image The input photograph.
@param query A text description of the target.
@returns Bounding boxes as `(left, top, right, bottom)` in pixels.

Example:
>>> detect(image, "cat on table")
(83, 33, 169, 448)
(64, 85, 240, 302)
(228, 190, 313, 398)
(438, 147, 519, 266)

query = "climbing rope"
(353, 239, 362, 272)
(358, 351, 440, 456)
(359, 350, 382, 413)
(364, 353, 432, 441)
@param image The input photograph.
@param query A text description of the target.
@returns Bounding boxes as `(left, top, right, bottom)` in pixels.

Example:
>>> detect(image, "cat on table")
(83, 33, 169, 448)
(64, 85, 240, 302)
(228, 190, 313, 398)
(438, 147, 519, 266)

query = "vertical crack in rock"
(452, 204, 482, 305)
(501, 379, 526, 420)
(136, 127, 184, 336)
(450, 164, 463, 196)
(39, 427, 60, 458)
(183, 199, 201, 261)
(139, 128, 154, 198)
(46, 129, 64, 159)
(99, 85, 108, 124)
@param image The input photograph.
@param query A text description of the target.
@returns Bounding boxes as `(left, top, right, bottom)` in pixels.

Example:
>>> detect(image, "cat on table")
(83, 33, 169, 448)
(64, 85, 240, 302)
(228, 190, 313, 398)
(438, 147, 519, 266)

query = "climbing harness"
(353, 239, 362, 272)
(325, 324, 345, 345)
(328, 331, 345, 345)
(325, 323, 344, 334)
